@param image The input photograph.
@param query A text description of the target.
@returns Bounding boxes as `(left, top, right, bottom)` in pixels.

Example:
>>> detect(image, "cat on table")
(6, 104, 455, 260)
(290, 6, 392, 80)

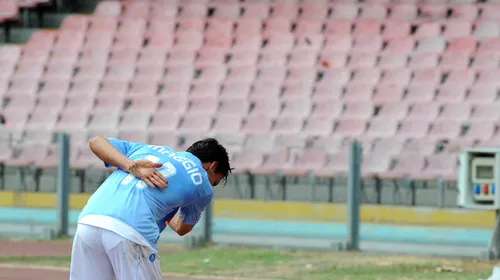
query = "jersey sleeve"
(179, 191, 213, 225)
(104, 138, 138, 168)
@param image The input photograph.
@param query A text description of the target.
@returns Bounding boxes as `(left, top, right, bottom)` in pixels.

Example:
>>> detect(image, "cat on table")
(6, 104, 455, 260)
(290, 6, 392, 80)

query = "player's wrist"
(124, 160, 135, 174)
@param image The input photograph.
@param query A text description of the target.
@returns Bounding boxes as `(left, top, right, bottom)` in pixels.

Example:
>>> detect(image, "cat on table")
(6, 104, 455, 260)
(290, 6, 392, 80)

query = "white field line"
(0, 263, 273, 280)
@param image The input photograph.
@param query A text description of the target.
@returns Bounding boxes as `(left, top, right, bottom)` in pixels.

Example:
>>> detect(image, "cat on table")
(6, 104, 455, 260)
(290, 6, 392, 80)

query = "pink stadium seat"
(470, 104, 500, 122)
(55, 109, 89, 130)
(471, 53, 500, 71)
(271, 2, 298, 19)
(35, 94, 65, 111)
(413, 154, 457, 181)
(218, 99, 250, 116)
(188, 97, 218, 115)
(117, 129, 149, 144)
(313, 84, 343, 102)
(39, 80, 71, 97)
(461, 121, 495, 141)
(348, 53, 377, 69)
(294, 19, 323, 35)
(2, 108, 29, 130)
(119, 111, 151, 130)
(242, 2, 269, 19)
(87, 111, 121, 132)
(404, 85, 436, 103)
(149, 131, 178, 148)
(451, 4, 478, 21)
(5, 144, 50, 168)
(473, 21, 499, 39)
(383, 37, 415, 55)
(212, 115, 243, 134)
(281, 80, 314, 100)
(6, 94, 36, 110)
(397, 120, 430, 140)
(262, 33, 294, 53)
(427, 120, 462, 140)
(281, 99, 312, 118)
(351, 68, 381, 85)
(249, 99, 281, 117)
(233, 34, 262, 52)
(66, 95, 94, 111)
(180, 2, 206, 18)
(282, 150, 327, 176)
(379, 69, 411, 86)
(334, 118, 366, 138)
(324, 35, 352, 53)
(365, 119, 398, 139)
(300, 2, 329, 20)
(311, 100, 344, 118)
(230, 149, 264, 175)
(379, 155, 426, 179)
(149, 112, 180, 132)
(343, 84, 373, 102)
(252, 150, 292, 176)
(378, 54, 408, 69)
(353, 20, 381, 37)
(190, 81, 221, 99)
(331, 3, 359, 20)
(376, 103, 408, 120)
(408, 53, 439, 69)
(382, 21, 410, 40)
(477, 70, 500, 86)
(220, 82, 251, 100)
(479, 4, 500, 21)
(401, 139, 436, 156)
(302, 116, 334, 137)
(359, 4, 387, 20)
(22, 127, 54, 145)
(478, 38, 500, 54)
(371, 138, 405, 156)
(26, 108, 59, 130)
(410, 69, 441, 87)
(389, 4, 417, 21)
(352, 36, 382, 53)
(406, 103, 440, 121)
(127, 97, 158, 113)
(440, 53, 470, 71)
(434, 84, 467, 103)
(438, 103, 471, 121)
(244, 134, 275, 153)
(159, 81, 190, 97)
(362, 153, 393, 178)
(343, 102, 373, 120)
(467, 85, 498, 104)
(241, 115, 273, 134)
(226, 65, 257, 84)
(443, 21, 472, 39)
(310, 136, 344, 155)
(315, 151, 350, 177)
(325, 20, 352, 36)
(272, 117, 304, 135)
(249, 81, 281, 101)
(373, 84, 404, 104)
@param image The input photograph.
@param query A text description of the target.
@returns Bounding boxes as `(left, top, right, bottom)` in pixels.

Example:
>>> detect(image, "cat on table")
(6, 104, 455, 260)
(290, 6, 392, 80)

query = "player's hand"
(128, 160, 168, 189)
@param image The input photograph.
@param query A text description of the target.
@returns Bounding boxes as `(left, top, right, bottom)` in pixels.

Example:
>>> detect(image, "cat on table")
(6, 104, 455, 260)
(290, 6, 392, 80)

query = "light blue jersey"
(78, 138, 214, 250)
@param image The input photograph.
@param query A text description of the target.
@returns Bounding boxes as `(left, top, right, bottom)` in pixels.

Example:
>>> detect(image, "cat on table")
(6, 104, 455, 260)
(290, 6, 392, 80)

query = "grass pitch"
(0, 245, 496, 279)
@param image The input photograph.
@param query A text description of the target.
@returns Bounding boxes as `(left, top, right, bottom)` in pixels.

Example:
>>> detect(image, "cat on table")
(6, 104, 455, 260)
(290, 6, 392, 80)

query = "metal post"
(203, 201, 213, 245)
(56, 133, 71, 238)
(347, 141, 361, 251)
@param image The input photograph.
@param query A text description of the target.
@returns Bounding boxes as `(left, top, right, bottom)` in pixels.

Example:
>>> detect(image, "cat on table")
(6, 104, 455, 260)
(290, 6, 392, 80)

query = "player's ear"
(208, 161, 218, 173)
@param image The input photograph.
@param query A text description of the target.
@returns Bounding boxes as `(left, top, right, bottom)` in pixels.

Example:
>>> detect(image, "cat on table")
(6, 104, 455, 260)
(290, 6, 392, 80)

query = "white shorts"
(69, 224, 162, 280)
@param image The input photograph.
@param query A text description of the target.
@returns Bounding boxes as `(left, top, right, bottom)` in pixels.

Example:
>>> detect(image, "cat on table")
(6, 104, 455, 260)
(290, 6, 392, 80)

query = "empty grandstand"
(1, 0, 499, 207)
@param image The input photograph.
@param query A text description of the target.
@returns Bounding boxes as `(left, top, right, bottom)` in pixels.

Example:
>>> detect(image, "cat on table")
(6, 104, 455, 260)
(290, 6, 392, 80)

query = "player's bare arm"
(89, 136, 168, 188)
(166, 211, 195, 236)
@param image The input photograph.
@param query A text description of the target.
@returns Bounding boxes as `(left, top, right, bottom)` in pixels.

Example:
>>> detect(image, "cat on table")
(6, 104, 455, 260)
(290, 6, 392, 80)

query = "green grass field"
(0, 245, 496, 279)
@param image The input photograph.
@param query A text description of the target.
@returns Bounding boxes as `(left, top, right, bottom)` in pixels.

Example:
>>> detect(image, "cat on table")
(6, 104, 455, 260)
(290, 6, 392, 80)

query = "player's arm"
(89, 136, 167, 188)
(89, 136, 135, 171)
(167, 193, 213, 236)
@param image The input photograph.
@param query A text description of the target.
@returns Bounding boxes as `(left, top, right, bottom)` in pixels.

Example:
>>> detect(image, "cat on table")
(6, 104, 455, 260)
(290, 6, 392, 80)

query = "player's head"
(186, 138, 232, 187)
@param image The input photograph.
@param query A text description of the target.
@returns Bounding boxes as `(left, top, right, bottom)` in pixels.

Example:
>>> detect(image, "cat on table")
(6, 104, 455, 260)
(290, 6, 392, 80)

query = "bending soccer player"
(69, 136, 232, 280)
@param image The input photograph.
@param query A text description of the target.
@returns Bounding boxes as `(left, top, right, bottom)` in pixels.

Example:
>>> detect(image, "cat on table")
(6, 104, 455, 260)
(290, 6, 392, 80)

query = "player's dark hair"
(187, 138, 232, 185)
